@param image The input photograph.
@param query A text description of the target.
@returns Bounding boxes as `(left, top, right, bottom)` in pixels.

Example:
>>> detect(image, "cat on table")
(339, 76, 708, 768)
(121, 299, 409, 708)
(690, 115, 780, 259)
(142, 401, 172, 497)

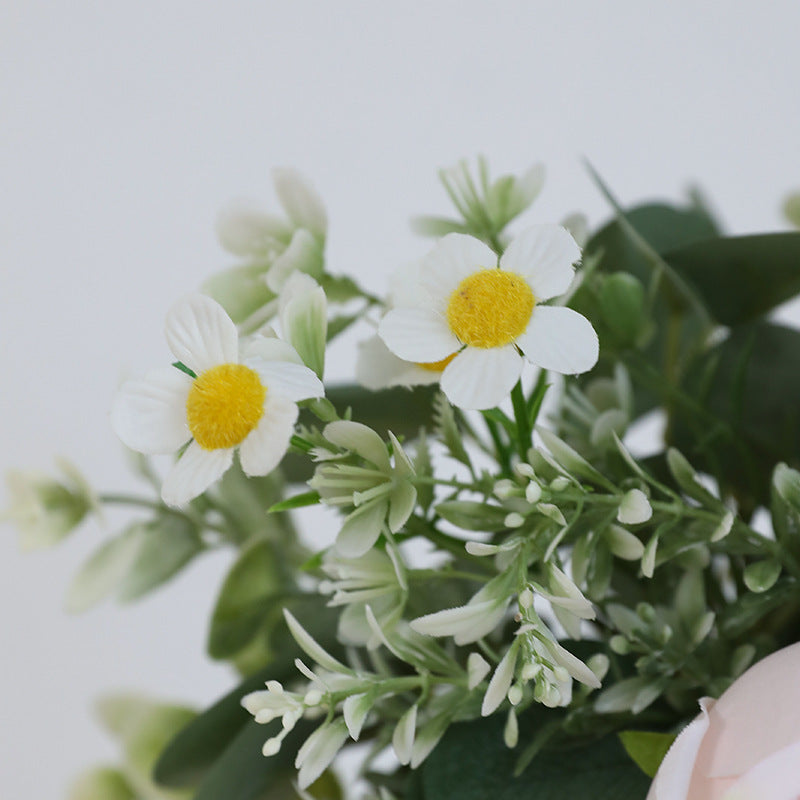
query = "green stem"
(98, 493, 229, 536)
(511, 380, 531, 457)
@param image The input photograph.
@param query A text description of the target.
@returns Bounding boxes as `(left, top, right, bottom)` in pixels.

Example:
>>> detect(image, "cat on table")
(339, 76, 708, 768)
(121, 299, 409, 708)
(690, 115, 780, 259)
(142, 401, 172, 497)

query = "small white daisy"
(111, 294, 324, 507)
(378, 226, 598, 410)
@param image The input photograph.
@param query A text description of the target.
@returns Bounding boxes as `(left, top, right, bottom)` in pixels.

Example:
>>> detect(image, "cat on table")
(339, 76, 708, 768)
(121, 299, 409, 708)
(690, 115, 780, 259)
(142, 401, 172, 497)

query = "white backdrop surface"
(2, 1, 800, 796)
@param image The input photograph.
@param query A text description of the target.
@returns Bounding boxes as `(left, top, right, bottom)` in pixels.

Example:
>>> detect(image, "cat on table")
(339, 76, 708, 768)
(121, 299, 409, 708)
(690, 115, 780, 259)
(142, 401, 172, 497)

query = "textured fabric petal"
(440, 346, 522, 410)
(324, 421, 390, 472)
(111, 367, 192, 454)
(238, 394, 298, 476)
(355, 335, 442, 390)
(696, 641, 800, 780)
(500, 225, 580, 301)
(161, 443, 233, 507)
(165, 294, 239, 374)
(647, 702, 712, 800)
(419, 233, 498, 311)
(516, 306, 598, 375)
(721, 740, 800, 800)
(378, 308, 461, 362)
(336, 499, 389, 558)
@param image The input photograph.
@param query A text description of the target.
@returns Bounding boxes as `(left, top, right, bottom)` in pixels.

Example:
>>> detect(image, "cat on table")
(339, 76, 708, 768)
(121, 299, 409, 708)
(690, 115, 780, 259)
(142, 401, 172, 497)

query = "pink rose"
(648, 641, 800, 799)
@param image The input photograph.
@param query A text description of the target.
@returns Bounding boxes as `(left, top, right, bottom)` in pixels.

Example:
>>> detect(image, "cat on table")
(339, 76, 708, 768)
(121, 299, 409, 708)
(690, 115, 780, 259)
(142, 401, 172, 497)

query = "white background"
(2, 1, 800, 796)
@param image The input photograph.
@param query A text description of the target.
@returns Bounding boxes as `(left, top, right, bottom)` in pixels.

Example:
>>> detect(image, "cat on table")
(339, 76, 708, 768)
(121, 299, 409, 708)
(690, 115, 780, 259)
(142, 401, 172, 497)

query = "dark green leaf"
(327, 313, 361, 340)
(421, 712, 650, 800)
(207, 538, 284, 659)
(664, 233, 800, 325)
(718, 578, 799, 638)
(319, 273, 371, 303)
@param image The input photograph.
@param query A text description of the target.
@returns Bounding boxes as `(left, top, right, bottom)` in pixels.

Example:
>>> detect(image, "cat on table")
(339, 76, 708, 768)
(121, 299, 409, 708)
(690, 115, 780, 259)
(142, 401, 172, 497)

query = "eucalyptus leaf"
(618, 730, 675, 778)
(66, 525, 145, 613)
(435, 500, 509, 532)
(117, 516, 202, 603)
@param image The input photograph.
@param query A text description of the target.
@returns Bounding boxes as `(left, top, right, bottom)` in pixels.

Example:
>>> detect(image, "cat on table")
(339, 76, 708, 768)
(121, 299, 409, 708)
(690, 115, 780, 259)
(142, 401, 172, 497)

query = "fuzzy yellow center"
(446, 269, 535, 348)
(418, 352, 458, 372)
(186, 364, 266, 450)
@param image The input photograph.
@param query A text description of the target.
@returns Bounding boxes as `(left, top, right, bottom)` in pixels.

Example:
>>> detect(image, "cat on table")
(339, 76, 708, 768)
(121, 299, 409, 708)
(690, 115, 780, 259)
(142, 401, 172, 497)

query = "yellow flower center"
(446, 269, 535, 348)
(186, 364, 266, 450)
(417, 352, 458, 372)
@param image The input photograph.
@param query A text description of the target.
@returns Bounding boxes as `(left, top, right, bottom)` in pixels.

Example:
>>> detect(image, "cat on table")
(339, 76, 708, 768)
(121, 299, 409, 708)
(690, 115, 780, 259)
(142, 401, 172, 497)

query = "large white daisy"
(378, 226, 598, 410)
(111, 294, 324, 507)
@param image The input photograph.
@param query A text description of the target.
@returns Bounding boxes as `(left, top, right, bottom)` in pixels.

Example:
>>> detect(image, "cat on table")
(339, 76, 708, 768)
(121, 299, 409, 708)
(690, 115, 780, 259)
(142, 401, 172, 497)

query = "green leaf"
(327, 313, 360, 341)
(718, 577, 799, 637)
(421, 712, 650, 800)
(66, 525, 144, 613)
(599, 273, 646, 346)
(664, 233, 800, 325)
(269, 491, 321, 513)
(117, 516, 202, 603)
(68, 767, 135, 800)
(207, 538, 283, 659)
(669, 322, 800, 509)
(743, 559, 782, 593)
(154, 667, 276, 788)
(618, 730, 676, 778)
(435, 500, 509, 532)
(319, 273, 370, 303)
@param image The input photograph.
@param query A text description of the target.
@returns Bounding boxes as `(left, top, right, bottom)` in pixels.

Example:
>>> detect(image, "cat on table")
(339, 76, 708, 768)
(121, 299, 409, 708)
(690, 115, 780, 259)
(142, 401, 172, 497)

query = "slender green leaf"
(435, 500, 509, 532)
(618, 730, 676, 778)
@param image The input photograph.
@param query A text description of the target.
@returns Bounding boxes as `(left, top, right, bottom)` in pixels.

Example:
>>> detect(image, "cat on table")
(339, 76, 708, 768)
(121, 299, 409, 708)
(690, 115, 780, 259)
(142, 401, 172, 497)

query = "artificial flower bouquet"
(8, 159, 800, 800)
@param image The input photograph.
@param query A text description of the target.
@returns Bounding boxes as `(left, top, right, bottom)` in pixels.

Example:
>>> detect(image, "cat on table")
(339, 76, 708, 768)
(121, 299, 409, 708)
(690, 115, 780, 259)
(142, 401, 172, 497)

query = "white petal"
(161, 442, 233, 507)
(111, 367, 192, 454)
(355, 335, 441, 391)
(296, 719, 348, 790)
(500, 225, 580, 301)
(324, 421, 390, 471)
(165, 294, 239, 374)
(343, 693, 372, 741)
(272, 168, 327, 238)
(440, 346, 522, 410)
(336, 499, 388, 558)
(238, 394, 298, 476)
(419, 233, 498, 311)
(241, 335, 303, 365)
(378, 308, 461, 363)
(516, 306, 598, 375)
(215, 200, 291, 257)
(250, 361, 324, 403)
(618, 489, 653, 525)
(388, 481, 417, 533)
(482, 644, 519, 716)
(392, 705, 418, 766)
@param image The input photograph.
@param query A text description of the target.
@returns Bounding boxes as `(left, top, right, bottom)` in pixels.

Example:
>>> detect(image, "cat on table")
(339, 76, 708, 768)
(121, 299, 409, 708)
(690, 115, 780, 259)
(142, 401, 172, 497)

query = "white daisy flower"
(378, 226, 598, 410)
(111, 294, 324, 507)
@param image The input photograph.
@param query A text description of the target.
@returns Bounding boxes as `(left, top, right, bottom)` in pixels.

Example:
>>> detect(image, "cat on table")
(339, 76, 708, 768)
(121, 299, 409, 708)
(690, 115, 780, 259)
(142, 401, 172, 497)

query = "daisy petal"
(420, 233, 498, 310)
(239, 394, 298, 476)
(379, 308, 461, 363)
(355, 335, 441, 390)
(500, 225, 580, 301)
(324, 421, 390, 472)
(241, 335, 303, 365)
(272, 167, 328, 238)
(111, 367, 192, 454)
(517, 306, 598, 375)
(252, 362, 324, 403)
(440, 346, 522, 410)
(161, 442, 233, 507)
(165, 294, 239, 374)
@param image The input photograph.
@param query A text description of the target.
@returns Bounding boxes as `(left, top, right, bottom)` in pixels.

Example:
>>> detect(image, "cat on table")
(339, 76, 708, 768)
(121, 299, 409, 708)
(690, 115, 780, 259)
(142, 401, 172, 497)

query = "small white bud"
(266, 681, 284, 694)
(467, 652, 492, 689)
(507, 683, 523, 706)
(553, 665, 570, 683)
(617, 489, 652, 525)
(505, 512, 525, 528)
(515, 463, 536, 479)
(587, 653, 610, 683)
(525, 482, 543, 504)
(550, 476, 570, 492)
(262, 737, 282, 757)
(494, 479, 518, 499)
(304, 690, 323, 706)
(521, 662, 540, 682)
(503, 708, 519, 748)
(518, 587, 534, 609)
